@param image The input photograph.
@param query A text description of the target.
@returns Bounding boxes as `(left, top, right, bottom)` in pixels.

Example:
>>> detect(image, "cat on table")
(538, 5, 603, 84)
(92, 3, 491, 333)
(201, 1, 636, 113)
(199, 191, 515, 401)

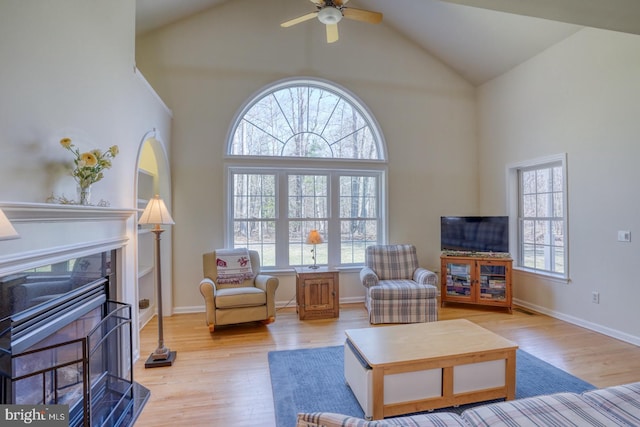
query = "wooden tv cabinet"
(440, 254, 512, 313)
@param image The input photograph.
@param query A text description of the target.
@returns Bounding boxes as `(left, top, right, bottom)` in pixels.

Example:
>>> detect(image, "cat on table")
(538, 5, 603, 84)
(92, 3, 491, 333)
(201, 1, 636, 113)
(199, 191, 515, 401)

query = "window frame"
(224, 77, 388, 270)
(225, 77, 388, 161)
(225, 164, 387, 270)
(507, 153, 569, 280)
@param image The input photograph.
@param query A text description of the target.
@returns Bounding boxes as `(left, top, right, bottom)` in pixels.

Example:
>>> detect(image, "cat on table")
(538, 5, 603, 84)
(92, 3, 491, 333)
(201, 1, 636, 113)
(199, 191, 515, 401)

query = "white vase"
(78, 184, 91, 206)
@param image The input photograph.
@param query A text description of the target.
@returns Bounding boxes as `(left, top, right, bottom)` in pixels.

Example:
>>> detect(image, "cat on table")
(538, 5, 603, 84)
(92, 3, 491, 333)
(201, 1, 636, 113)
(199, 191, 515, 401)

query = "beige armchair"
(199, 250, 279, 332)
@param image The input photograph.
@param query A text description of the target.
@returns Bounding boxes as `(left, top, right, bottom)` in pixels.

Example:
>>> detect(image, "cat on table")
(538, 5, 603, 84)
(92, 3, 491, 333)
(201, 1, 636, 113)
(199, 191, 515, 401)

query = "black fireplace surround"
(0, 250, 149, 427)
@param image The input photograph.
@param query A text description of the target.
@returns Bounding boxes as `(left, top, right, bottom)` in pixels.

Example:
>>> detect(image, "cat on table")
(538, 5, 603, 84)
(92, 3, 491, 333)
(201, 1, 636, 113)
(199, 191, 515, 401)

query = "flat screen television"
(441, 216, 509, 254)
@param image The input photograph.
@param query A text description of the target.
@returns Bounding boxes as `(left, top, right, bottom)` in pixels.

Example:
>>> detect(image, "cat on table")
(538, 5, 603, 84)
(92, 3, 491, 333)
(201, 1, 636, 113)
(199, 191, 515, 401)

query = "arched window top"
(228, 78, 386, 160)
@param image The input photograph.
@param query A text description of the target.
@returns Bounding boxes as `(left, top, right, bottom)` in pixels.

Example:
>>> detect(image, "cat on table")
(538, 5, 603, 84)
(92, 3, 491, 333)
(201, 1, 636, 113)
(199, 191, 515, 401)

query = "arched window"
(226, 78, 387, 268)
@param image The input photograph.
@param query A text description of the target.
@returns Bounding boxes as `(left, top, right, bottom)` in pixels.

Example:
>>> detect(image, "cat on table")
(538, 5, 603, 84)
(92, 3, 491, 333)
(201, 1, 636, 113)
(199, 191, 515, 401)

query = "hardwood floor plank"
(133, 303, 640, 426)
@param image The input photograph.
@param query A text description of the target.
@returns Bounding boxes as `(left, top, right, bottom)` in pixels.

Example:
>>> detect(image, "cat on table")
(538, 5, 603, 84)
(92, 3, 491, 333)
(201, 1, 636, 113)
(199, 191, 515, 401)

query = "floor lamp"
(139, 194, 176, 368)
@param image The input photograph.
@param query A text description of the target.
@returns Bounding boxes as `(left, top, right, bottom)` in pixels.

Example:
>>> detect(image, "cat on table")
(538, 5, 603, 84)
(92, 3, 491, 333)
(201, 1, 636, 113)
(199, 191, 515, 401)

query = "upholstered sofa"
(296, 381, 640, 427)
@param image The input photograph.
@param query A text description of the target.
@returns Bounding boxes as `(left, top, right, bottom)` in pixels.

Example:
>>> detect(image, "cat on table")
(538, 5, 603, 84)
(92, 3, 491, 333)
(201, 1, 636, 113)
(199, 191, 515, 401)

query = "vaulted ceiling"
(135, 0, 640, 85)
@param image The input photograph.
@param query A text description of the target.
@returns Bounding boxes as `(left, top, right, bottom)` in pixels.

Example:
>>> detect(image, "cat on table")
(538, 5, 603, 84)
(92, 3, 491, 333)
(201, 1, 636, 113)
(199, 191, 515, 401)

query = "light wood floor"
(133, 303, 640, 427)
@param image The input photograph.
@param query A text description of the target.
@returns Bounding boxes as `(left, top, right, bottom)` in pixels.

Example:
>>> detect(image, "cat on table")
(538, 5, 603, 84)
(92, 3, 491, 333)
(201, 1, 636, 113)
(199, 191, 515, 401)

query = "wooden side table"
(295, 267, 339, 320)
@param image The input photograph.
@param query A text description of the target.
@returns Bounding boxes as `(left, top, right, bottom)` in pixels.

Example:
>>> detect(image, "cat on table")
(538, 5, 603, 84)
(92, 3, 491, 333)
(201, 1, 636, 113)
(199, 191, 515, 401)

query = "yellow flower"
(59, 137, 118, 192)
(80, 152, 98, 167)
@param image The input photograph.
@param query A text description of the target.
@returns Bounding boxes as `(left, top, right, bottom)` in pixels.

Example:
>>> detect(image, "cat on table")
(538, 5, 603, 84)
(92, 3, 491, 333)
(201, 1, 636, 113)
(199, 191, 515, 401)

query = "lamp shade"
(0, 208, 19, 241)
(306, 229, 324, 245)
(138, 195, 175, 226)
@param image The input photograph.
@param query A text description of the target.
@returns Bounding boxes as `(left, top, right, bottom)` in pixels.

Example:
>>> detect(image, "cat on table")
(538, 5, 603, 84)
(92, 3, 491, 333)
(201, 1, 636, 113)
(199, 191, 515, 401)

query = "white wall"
(135, 0, 477, 311)
(0, 0, 173, 358)
(478, 28, 640, 344)
(0, 1, 171, 207)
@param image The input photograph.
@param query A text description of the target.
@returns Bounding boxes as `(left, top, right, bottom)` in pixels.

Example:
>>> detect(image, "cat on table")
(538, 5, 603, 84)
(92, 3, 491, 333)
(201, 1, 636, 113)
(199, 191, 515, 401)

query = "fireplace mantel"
(0, 201, 135, 222)
(0, 202, 136, 276)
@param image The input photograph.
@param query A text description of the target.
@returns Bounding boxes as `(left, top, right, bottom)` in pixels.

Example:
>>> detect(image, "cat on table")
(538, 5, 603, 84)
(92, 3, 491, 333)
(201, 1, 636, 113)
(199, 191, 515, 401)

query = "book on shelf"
(489, 279, 506, 289)
(450, 265, 469, 276)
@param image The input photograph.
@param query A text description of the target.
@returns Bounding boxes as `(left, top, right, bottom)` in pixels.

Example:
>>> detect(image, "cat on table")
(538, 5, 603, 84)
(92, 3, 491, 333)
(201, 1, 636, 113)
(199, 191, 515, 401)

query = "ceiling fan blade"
(309, 0, 325, 6)
(281, 11, 318, 28)
(326, 23, 339, 43)
(333, 0, 350, 6)
(342, 8, 383, 24)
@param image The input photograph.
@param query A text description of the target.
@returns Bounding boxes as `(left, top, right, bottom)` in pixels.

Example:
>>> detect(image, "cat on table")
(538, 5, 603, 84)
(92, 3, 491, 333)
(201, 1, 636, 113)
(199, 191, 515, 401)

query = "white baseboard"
(173, 305, 205, 314)
(514, 298, 640, 347)
(172, 296, 366, 315)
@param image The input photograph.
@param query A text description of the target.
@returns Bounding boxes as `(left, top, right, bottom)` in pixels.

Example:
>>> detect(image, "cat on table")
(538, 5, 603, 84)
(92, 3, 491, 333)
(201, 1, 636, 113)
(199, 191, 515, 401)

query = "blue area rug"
(268, 345, 594, 427)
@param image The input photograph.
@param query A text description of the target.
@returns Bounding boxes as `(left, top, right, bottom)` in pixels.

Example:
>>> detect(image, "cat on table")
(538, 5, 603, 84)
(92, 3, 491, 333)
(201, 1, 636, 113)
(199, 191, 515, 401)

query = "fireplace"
(0, 202, 148, 427)
(0, 250, 147, 427)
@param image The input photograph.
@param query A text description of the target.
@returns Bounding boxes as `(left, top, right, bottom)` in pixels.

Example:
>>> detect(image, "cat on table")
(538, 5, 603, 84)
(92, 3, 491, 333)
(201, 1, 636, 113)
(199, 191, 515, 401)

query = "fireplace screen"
(0, 250, 139, 427)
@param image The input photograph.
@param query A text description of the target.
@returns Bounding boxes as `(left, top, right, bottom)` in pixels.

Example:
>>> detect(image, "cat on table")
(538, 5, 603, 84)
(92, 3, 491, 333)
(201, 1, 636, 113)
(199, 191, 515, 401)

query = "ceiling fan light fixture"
(318, 7, 343, 25)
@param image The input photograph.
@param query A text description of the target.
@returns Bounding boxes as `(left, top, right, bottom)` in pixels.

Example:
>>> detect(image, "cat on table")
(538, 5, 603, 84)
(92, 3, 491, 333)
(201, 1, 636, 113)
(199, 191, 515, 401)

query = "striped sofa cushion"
(461, 392, 626, 427)
(582, 382, 640, 426)
(296, 412, 469, 427)
(366, 245, 418, 281)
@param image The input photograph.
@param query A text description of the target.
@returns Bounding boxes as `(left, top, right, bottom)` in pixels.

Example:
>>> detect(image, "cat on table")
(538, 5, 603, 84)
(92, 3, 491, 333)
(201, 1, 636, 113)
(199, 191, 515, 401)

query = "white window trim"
(506, 153, 569, 280)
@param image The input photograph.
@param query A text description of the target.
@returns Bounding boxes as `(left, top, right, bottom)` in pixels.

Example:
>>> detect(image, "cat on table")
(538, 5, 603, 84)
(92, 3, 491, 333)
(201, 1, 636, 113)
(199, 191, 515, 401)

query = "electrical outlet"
(617, 230, 631, 242)
(592, 291, 599, 304)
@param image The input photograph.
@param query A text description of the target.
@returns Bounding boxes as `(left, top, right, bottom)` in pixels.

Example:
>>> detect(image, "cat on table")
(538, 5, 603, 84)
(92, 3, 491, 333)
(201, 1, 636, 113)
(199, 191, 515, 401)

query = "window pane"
(552, 220, 564, 245)
(517, 160, 566, 276)
(553, 193, 563, 217)
(536, 194, 548, 217)
(552, 166, 563, 192)
(536, 168, 551, 193)
(233, 174, 275, 219)
(554, 247, 565, 274)
(282, 133, 333, 157)
(229, 80, 382, 160)
(535, 246, 547, 269)
(288, 175, 327, 218)
(289, 221, 327, 266)
(522, 194, 536, 217)
(522, 170, 536, 194)
(522, 244, 536, 268)
(234, 220, 276, 266)
(340, 175, 378, 264)
(340, 176, 377, 218)
(341, 219, 378, 264)
(535, 220, 549, 244)
(522, 220, 535, 244)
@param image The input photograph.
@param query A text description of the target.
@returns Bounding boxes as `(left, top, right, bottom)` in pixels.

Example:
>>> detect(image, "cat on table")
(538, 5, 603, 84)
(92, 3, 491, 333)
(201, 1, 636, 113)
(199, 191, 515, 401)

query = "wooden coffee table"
(344, 319, 518, 420)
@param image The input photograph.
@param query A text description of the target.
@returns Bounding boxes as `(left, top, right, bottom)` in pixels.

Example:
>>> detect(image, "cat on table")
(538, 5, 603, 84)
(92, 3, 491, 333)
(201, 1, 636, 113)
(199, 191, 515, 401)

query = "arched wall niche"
(135, 130, 174, 335)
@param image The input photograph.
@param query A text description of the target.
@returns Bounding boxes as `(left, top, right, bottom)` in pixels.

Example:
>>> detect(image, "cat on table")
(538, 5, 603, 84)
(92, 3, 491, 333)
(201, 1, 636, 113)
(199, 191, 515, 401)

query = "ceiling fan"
(280, 0, 383, 44)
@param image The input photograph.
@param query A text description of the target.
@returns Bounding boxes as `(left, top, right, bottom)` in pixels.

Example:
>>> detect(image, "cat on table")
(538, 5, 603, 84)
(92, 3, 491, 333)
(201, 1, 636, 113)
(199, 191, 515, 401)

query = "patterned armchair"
(359, 244, 438, 324)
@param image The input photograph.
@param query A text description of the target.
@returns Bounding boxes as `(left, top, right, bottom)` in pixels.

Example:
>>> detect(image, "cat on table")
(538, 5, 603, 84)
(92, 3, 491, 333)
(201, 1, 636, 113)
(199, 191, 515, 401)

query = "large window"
(509, 154, 568, 278)
(226, 78, 387, 268)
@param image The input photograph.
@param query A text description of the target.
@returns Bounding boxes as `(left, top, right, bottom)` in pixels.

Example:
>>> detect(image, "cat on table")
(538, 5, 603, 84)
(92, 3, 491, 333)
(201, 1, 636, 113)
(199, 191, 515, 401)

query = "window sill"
(261, 265, 364, 275)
